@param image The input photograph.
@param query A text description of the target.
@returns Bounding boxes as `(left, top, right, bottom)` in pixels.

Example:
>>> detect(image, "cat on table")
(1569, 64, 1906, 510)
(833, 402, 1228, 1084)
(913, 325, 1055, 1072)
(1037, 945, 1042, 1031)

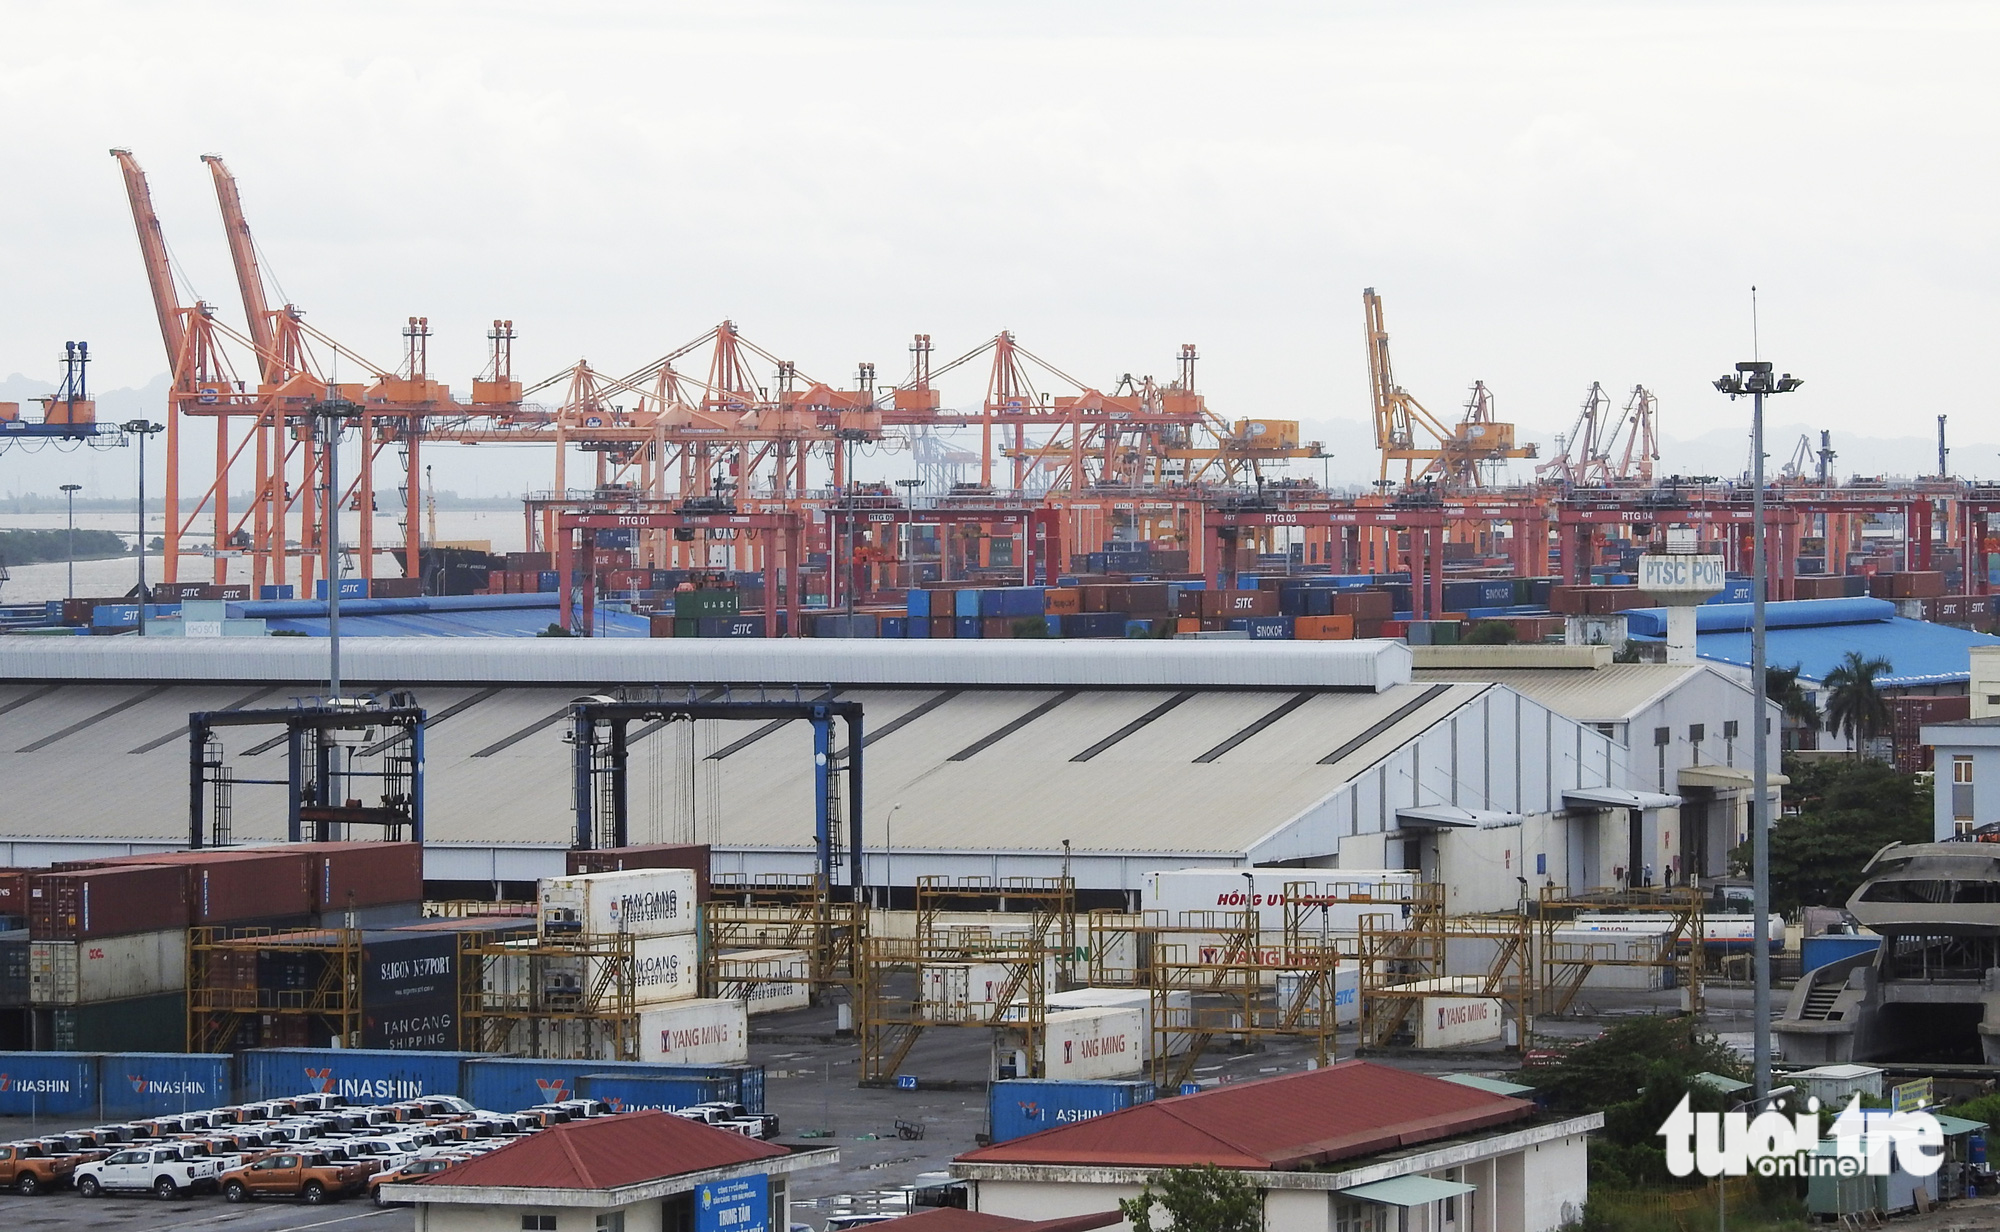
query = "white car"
(75, 1145, 220, 1199)
(343, 1136, 422, 1171)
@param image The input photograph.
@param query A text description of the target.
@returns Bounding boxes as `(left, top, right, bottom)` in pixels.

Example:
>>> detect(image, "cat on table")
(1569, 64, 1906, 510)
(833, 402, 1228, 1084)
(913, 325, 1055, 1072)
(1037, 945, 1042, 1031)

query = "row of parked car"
(0, 1090, 779, 1205)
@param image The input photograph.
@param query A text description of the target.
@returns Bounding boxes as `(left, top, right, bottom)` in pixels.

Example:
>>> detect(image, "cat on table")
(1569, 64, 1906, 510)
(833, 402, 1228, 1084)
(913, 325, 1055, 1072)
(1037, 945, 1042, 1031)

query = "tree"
(1520, 1016, 1747, 1187)
(1009, 617, 1051, 639)
(1765, 664, 1821, 750)
(1462, 620, 1518, 645)
(1732, 757, 1932, 911)
(1118, 1164, 1263, 1232)
(1822, 650, 1892, 758)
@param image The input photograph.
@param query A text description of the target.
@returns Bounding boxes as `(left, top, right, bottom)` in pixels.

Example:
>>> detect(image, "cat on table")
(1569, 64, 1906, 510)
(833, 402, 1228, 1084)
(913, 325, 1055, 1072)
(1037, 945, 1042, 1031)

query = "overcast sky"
(3, 0, 1994, 497)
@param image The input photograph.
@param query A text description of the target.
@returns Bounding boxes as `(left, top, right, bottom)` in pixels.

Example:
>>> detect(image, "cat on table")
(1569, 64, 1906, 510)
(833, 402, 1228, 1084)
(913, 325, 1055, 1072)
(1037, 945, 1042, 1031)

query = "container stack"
(14, 842, 427, 1053)
(531, 866, 748, 1066)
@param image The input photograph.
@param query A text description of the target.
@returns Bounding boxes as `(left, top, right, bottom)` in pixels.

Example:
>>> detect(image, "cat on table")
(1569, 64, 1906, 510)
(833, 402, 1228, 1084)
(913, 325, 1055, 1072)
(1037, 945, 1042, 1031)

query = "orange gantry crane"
(1363, 287, 1536, 488)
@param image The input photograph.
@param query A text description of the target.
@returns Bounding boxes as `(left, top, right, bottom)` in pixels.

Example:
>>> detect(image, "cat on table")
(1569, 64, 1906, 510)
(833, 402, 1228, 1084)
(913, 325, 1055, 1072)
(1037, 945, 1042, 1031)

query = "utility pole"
(311, 397, 361, 696)
(1713, 358, 1803, 1101)
(1938, 415, 1950, 479)
(60, 484, 81, 600)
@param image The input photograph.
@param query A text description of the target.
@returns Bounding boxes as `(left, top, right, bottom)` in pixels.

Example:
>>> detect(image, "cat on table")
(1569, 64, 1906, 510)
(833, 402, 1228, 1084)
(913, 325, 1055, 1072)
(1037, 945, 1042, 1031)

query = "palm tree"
(1766, 665, 1821, 751)
(1822, 651, 1893, 759)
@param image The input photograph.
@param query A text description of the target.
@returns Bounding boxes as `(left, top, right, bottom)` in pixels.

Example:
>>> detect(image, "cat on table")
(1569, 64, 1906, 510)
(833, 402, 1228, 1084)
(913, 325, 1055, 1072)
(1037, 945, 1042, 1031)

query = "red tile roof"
(418, 1110, 786, 1191)
(880, 1210, 1124, 1232)
(957, 1060, 1532, 1170)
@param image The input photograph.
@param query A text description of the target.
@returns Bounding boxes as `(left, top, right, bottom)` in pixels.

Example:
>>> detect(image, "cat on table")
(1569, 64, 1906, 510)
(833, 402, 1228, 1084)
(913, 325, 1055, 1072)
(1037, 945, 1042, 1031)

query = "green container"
(673, 590, 740, 618)
(1511, 577, 1533, 605)
(674, 618, 698, 638)
(1428, 620, 1460, 646)
(48, 992, 186, 1051)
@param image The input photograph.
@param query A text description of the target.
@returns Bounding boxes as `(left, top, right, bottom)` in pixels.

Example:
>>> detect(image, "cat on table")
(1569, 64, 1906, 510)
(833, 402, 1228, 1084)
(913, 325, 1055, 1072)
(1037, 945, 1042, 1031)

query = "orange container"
(1175, 617, 1201, 634)
(1044, 588, 1082, 615)
(1295, 615, 1355, 640)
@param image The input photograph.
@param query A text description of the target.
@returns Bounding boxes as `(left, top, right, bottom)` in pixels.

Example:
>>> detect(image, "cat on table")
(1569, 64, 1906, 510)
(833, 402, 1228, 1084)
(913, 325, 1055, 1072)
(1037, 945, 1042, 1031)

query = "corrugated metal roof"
(1641, 617, 1998, 687)
(414, 1109, 783, 1191)
(0, 636, 1413, 692)
(0, 677, 1497, 856)
(1411, 663, 1704, 724)
(955, 1060, 1532, 1170)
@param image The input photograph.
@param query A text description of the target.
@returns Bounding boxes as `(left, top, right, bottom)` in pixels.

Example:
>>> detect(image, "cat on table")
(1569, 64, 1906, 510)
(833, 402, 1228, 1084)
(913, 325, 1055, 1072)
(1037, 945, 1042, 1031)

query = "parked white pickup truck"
(74, 1145, 220, 1198)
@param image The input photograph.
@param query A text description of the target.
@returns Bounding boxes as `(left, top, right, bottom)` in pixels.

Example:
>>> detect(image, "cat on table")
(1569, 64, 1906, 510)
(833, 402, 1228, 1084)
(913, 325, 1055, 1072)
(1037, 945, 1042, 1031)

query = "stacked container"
(27, 865, 191, 1051)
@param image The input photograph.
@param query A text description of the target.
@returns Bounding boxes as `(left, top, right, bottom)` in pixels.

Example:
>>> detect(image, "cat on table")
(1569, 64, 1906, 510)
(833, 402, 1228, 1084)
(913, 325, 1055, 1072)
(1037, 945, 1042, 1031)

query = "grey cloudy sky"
(2, 0, 1994, 495)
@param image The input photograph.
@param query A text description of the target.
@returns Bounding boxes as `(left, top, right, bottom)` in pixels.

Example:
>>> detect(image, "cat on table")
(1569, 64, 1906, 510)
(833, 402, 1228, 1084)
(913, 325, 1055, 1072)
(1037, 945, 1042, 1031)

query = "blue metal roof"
(1634, 615, 1999, 688)
(262, 601, 652, 639)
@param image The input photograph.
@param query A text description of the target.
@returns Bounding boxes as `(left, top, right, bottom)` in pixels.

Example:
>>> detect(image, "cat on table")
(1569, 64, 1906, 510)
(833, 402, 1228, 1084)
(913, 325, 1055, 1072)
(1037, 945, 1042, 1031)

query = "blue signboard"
(1179, 1082, 1201, 1096)
(697, 1175, 770, 1232)
(897, 1076, 918, 1091)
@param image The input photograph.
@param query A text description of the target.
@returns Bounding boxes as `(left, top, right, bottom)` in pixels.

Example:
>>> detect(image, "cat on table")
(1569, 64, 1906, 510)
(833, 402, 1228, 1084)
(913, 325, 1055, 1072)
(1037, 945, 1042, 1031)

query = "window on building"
(1333, 1200, 1389, 1232)
(1689, 723, 1706, 745)
(1723, 720, 1739, 739)
(596, 1214, 626, 1232)
(1954, 756, 1976, 822)
(1592, 722, 1617, 739)
(522, 1218, 558, 1232)
(1654, 726, 1671, 747)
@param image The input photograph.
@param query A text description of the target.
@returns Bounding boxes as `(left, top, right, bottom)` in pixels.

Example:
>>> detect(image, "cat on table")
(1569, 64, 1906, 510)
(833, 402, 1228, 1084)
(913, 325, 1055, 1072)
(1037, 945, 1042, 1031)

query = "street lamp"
(307, 398, 363, 697)
(1712, 360, 1802, 1102)
(59, 484, 81, 600)
(883, 802, 902, 910)
(119, 421, 164, 635)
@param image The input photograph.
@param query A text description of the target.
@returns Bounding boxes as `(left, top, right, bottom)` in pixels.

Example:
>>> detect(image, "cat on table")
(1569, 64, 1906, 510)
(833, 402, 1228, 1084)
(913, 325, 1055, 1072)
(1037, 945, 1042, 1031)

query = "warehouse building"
(2, 638, 1704, 907)
(1413, 644, 1781, 881)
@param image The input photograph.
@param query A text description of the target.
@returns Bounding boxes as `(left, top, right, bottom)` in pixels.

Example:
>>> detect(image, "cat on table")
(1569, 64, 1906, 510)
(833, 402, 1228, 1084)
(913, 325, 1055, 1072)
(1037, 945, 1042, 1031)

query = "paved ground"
(0, 1192, 414, 1232)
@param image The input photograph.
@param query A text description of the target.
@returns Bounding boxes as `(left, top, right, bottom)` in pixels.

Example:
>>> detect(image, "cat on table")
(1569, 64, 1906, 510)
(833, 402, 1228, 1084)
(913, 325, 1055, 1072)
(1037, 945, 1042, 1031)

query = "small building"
(1920, 717, 2000, 838)
(950, 1060, 1601, 1232)
(386, 1109, 838, 1232)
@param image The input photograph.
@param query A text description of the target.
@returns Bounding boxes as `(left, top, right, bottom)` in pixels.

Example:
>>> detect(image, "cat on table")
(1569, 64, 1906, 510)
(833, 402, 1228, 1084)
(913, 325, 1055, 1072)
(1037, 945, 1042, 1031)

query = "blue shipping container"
(241, 1048, 478, 1104)
(998, 587, 1046, 618)
(466, 1059, 765, 1113)
(577, 1073, 729, 1113)
(904, 616, 931, 638)
(92, 603, 181, 628)
(1800, 934, 1881, 974)
(1227, 616, 1294, 640)
(0, 1053, 98, 1116)
(539, 571, 561, 591)
(907, 589, 933, 618)
(881, 617, 907, 639)
(989, 1078, 1155, 1143)
(99, 1053, 233, 1118)
(313, 578, 370, 600)
(1063, 612, 1126, 638)
(955, 616, 983, 639)
(955, 589, 983, 618)
(258, 585, 296, 600)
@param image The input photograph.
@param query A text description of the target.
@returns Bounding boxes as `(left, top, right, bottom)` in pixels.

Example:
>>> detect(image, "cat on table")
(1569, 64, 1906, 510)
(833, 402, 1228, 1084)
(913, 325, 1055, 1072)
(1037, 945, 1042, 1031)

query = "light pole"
(59, 484, 81, 600)
(1713, 360, 1802, 1101)
(310, 398, 362, 697)
(120, 421, 164, 635)
(1718, 1086, 1796, 1231)
(883, 802, 902, 910)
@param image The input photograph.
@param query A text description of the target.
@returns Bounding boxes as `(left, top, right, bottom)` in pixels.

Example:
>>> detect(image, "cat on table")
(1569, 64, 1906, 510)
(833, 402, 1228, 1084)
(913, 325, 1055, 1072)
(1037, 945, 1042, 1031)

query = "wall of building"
(1929, 738, 2000, 839)
(418, 1199, 665, 1232)
(1518, 1134, 1589, 1232)
(974, 1179, 1143, 1229)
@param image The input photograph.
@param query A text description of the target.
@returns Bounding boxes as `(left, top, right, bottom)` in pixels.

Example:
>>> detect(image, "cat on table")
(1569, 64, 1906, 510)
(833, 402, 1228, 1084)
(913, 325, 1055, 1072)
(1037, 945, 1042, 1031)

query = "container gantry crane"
(1364, 288, 1535, 488)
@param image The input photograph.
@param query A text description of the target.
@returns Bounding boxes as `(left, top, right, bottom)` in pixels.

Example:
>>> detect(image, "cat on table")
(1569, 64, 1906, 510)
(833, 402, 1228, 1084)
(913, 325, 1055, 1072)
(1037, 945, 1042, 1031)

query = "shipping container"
(0, 1052, 97, 1115)
(463, 1056, 763, 1112)
(98, 1052, 232, 1118)
(31, 929, 186, 1005)
(637, 998, 750, 1066)
(575, 1072, 729, 1113)
(1226, 616, 1293, 640)
(954, 589, 983, 618)
(42, 992, 186, 1053)
(712, 949, 811, 1015)
(1801, 934, 1881, 973)
(955, 616, 982, 639)
(0, 929, 27, 1008)
(196, 851, 315, 926)
(540, 868, 699, 938)
(1040, 1007, 1146, 1080)
(628, 933, 702, 1006)
(699, 616, 766, 638)
(674, 590, 741, 618)
(295, 842, 425, 912)
(566, 845, 711, 908)
(988, 1078, 1155, 1143)
(361, 931, 460, 1051)
(240, 1047, 479, 1104)
(0, 870, 28, 918)
(1046, 988, 1191, 1060)
(29, 866, 189, 940)
(1415, 996, 1505, 1048)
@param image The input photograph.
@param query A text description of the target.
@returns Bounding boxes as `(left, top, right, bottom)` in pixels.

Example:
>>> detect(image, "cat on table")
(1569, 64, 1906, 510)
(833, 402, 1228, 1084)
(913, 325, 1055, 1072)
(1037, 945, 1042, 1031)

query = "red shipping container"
(567, 843, 712, 905)
(1332, 590, 1393, 620)
(193, 851, 314, 925)
(932, 617, 957, 638)
(1200, 590, 1279, 618)
(28, 865, 191, 940)
(0, 868, 29, 917)
(287, 842, 424, 912)
(983, 617, 1015, 639)
(1296, 615, 1356, 640)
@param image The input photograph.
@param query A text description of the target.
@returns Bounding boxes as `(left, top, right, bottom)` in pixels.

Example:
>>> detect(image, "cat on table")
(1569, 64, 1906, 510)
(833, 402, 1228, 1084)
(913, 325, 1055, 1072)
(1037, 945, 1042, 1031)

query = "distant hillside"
(0, 528, 130, 565)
